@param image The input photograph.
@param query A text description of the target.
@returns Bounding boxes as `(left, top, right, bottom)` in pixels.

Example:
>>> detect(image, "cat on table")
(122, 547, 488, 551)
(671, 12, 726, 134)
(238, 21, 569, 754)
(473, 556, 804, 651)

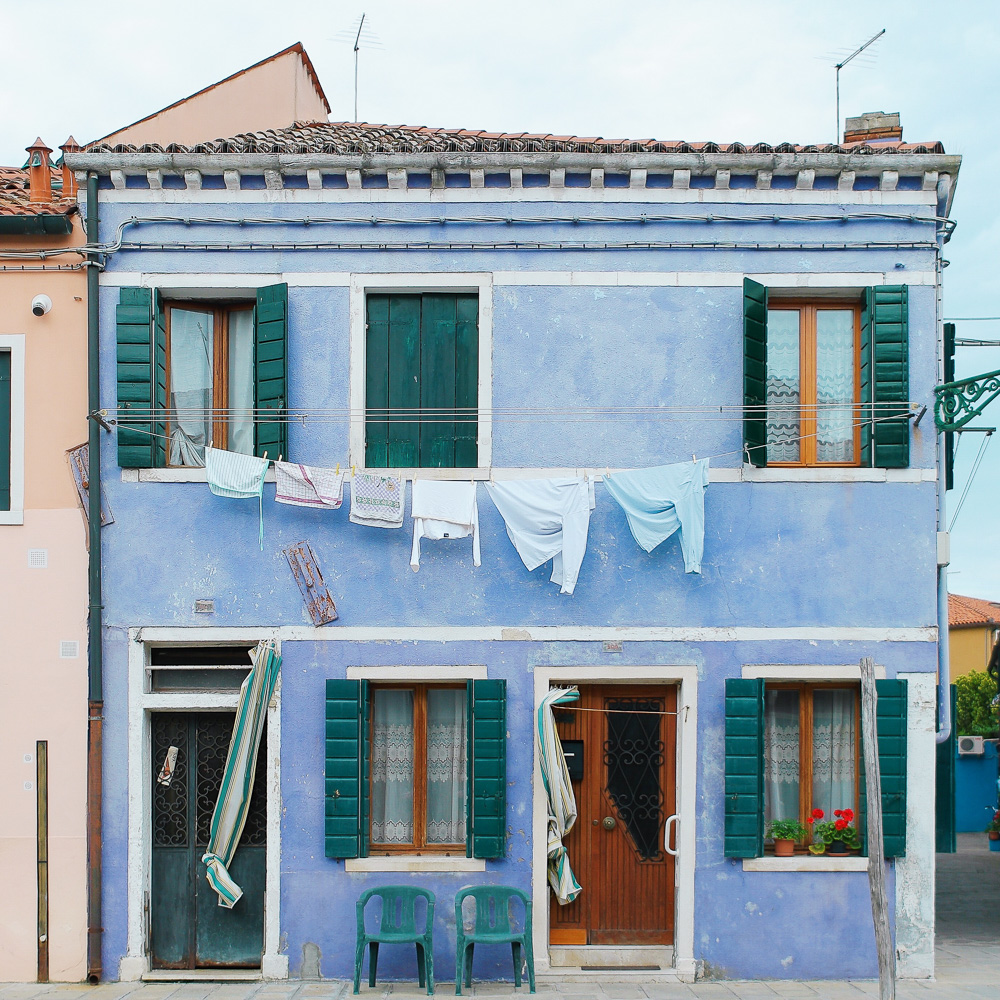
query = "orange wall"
(950, 624, 998, 679)
(100, 49, 330, 148)
(0, 214, 88, 981)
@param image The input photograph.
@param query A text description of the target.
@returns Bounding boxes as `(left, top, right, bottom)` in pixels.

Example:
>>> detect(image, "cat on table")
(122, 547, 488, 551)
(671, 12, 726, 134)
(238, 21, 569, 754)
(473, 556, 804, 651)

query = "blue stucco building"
(71, 116, 961, 984)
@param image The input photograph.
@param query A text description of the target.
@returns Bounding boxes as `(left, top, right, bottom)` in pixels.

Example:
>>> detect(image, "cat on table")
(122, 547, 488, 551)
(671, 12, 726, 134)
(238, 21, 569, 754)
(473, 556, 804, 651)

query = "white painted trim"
(128, 468, 276, 483)
(531, 665, 698, 981)
(739, 466, 936, 483)
(99, 270, 938, 289)
(124, 633, 286, 980)
(348, 272, 493, 470)
(346, 664, 487, 680)
(742, 663, 886, 681)
(345, 856, 486, 872)
(894, 671, 936, 980)
(742, 857, 869, 872)
(133, 625, 938, 643)
(0, 336, 26, 525)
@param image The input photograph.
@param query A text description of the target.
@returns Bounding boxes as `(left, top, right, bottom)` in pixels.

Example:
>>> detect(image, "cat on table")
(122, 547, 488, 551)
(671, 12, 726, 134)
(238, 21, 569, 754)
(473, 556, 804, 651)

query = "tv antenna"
(835, 28, 885, 143)
(333, 14, 383, 122)
(352, 13, 365, 122)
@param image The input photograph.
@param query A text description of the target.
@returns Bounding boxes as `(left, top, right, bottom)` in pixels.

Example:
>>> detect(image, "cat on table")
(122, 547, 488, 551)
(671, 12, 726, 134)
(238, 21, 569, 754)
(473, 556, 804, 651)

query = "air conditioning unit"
(958, 735, 984, 756)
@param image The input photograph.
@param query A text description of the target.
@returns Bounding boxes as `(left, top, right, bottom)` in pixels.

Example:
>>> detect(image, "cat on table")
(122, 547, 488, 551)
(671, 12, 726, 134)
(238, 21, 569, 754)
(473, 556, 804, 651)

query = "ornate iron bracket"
(934, 368, 1000, 431)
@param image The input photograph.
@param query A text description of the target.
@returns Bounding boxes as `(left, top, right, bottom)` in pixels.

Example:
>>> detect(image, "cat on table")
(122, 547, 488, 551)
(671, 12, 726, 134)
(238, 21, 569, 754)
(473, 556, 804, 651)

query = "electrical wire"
(949, 431, 993, 531)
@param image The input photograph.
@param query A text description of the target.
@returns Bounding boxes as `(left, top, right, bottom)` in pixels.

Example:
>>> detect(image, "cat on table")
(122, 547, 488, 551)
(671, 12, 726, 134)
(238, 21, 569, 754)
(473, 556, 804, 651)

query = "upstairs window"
(365, 292, 479, 469)
(0, 349, 10, 512)
(115, 284, 287, 468)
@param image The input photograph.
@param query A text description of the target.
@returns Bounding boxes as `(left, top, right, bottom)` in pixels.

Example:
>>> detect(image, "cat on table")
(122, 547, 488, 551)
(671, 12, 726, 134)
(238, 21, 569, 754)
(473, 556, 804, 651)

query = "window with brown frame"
(165, 301, 255, 466)
(369, 684, 468, 854)
(765, 301, 862, 466)
(763, 684, 860, 845)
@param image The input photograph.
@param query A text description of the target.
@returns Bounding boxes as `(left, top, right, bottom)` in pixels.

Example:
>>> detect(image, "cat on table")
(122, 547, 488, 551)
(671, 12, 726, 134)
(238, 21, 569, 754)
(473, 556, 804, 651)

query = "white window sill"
(0, 510, 24, 525)
(346, 856, 486, 873)
(743, 856, 870, 872)
(122, 468, 276, 483)
(735, 466, 936, 483)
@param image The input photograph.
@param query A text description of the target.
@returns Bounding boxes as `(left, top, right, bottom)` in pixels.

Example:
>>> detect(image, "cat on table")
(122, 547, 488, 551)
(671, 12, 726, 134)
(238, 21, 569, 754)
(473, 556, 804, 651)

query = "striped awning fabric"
(202, 638, 281, 908)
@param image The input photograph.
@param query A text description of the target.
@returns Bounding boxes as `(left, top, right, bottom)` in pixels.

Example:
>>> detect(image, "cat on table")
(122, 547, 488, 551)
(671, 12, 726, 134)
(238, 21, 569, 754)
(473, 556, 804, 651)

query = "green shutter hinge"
(933, 368, 1000, 431)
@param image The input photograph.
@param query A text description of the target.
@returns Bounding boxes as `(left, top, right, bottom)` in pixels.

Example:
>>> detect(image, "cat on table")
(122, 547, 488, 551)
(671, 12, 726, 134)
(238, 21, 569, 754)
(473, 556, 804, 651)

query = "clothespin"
(692, 453, 696, 462)
(351, 465, 356, 478)
(278, 454, 283, 463)
(606, 466, 611, 480)
(263, 451, 268, 463)
(335, 462, 340, 475)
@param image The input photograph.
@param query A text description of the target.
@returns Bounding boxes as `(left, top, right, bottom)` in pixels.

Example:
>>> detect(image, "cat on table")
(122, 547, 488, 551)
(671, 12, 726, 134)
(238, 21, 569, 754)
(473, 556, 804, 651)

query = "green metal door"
(151, 713, 267, 969)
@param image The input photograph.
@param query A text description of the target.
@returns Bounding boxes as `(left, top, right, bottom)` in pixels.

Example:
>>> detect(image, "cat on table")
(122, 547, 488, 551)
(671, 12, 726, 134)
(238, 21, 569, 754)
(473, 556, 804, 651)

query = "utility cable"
(949, 431, 993, 531)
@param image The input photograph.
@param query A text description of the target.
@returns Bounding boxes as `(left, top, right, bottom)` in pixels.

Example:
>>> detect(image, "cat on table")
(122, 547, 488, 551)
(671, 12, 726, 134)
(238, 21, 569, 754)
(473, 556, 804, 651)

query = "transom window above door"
(365, 292, 479, 469)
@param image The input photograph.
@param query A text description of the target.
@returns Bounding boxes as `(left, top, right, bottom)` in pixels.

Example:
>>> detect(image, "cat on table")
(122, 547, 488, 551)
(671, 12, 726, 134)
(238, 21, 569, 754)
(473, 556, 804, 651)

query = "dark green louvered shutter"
(116, 286, 155, 467)
(743, 278, 768, 467)
(153, 291, 168, 467)
(0, 350, 10, 511)
(860, 291, 873, 466)
(325, 679, 370, 859)
(468, 678, 506, 859)
(870, 285, 910, 468)
(944, 322, 956, 491)
(255, 283, 287, 460)
(859, 678, 908, 857)
(724, 678, 765, 857)
(935, 684, 957, 853)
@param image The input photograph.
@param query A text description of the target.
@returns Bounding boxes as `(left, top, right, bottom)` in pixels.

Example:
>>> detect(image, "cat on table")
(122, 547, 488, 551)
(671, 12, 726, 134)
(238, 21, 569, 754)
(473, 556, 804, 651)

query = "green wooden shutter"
(935, 684, 957, 853)
(724, 678, 765, 857)
(365, 294, 391, 468)
(944, 322, 956, 491)
(116, 286, 155, 468)
(153, 291, 168, 468)
(0, 350, 10, 511)
(860, 289, 873, 466)
(870, 285, 910, 468)
(255, 283, 287, 459)
(468, 678, 507, 859)
(421, 294, 458, 467)
(876, 678, 907, 857)
(454, 295, 480, 468)
(743, 278, 768, 467)
(388, 295, 421, 467)
(325, 679, 370, 859)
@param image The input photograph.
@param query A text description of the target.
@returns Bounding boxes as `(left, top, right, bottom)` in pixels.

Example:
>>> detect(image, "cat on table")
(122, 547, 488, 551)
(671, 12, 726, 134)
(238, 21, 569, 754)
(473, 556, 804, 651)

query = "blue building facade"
(73, 124, 961, 984)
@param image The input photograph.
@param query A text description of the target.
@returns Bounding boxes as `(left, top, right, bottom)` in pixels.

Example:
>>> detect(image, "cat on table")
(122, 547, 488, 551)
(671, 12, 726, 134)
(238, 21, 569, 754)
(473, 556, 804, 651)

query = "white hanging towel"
(485, 477, 595, 595)
(274, 461, 345, 510)
(205, 446, 269, 548)
(410, 480, 481, 571)
(350, 471, 406, 528)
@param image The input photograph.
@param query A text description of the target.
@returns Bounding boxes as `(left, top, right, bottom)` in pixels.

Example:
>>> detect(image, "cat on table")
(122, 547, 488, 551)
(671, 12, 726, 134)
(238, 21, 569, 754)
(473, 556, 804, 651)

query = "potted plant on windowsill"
(808, 808, 862, 856)
(986, 809, 1000, 852)
(766, 818, 807, 857)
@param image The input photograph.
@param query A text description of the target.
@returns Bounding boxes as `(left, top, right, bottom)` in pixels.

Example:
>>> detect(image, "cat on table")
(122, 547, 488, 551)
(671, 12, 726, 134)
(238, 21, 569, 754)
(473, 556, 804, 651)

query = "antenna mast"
(835, 28, 885, 143)
(353, 12, 366, 122)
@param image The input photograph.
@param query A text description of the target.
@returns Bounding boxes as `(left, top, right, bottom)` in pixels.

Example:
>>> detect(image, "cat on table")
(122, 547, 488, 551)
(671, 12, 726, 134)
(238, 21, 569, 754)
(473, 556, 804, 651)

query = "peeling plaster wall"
(94, 194, 943, 981)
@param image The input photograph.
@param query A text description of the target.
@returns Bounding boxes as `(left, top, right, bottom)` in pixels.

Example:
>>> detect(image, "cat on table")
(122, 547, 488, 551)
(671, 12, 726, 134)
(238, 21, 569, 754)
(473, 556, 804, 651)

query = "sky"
(2, 0, 998, 597)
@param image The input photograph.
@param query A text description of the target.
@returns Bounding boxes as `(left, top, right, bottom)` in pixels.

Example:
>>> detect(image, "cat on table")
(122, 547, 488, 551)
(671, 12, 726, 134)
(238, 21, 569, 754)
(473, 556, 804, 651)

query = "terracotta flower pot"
(774, 838, 795, 857)
(988, 831, 999, 840)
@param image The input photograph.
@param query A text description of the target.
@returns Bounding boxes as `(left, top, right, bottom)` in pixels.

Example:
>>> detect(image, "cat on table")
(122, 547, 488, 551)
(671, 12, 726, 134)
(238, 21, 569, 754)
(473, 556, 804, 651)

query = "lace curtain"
(764, 689, 800, 825)
(765, 310, 801, 462)
(169, 308, 214, 467)
(227, 310, 255, 456)
(370, 688, 467, 846)
(812, 689, 856, 816)
(815, 310, 855, 463)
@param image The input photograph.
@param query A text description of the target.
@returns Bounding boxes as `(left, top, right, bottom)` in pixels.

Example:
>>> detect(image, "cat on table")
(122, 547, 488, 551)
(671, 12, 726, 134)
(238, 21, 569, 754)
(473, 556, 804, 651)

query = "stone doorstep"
(547, 948, 674, 971)
(536, 971, 684, 985)
(142, 975, 262, 984)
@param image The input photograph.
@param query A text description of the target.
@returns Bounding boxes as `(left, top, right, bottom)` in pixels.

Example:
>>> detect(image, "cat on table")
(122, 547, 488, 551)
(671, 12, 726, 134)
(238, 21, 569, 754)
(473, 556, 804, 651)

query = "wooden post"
(860, 656, 894, 1000)
(36, 740, 49, 983)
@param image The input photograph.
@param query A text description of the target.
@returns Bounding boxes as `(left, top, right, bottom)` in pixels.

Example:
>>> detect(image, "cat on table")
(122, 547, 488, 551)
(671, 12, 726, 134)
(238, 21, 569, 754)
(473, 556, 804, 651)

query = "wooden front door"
(549, 685, 677, 946)
(150, 712, 267, 969)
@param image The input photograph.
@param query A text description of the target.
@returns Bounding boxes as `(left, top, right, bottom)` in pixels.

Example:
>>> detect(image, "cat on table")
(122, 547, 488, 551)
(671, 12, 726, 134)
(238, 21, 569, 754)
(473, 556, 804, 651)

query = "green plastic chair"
(354, 885, 436, 995)
(454, 886, 534, 994)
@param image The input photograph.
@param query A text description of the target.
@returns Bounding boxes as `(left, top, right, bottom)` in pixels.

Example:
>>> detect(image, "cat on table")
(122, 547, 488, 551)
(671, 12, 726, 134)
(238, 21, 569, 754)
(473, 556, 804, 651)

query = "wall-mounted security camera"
(31, 294, 52, 317)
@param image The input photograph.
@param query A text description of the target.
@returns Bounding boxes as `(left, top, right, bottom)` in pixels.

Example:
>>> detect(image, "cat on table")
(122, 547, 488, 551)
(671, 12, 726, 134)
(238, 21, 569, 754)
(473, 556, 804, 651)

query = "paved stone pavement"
(2, 836, 996, 1000)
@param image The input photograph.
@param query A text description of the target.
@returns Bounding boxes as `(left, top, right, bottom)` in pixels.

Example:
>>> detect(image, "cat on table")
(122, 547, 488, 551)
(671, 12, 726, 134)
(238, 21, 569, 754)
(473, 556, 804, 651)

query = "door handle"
(664, 813, 679, 856)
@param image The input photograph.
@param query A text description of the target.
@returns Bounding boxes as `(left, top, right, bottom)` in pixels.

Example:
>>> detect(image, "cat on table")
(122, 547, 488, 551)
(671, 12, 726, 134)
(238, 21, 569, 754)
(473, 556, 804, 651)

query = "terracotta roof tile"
(82, 121, 948, 157)
(0, 166, 75, 217)
(949, 593, 1000, 627)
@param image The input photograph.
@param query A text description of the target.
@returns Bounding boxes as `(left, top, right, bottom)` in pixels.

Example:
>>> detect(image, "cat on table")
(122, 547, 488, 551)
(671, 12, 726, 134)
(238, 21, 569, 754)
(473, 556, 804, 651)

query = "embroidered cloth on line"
(603, 459, 709, 572)
(410, 480, 481, 571)
(350, 472, 406, 528)
(205, 446, 269, 548)
(485, 477, 595, 595)
(274, 461, 345, 509)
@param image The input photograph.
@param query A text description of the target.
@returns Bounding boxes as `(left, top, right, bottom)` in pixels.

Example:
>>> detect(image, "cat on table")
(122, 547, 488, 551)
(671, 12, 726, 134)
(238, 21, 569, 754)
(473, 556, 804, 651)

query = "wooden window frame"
(368, 683, 467, 855)
(765, 682, 861, 851)
(766, 300, 862, 467)
(164, 300, 254, 463)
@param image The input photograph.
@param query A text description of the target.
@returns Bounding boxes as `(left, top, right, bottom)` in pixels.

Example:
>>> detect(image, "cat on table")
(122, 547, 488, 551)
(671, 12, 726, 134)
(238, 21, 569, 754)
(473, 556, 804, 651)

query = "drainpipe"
(86, 171, 104, 982)
(935, 246, 951, 746)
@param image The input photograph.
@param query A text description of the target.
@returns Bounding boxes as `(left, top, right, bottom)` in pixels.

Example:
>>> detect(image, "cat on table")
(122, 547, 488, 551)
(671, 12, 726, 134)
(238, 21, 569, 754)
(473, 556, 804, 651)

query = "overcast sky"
(2, 0, 998, 598)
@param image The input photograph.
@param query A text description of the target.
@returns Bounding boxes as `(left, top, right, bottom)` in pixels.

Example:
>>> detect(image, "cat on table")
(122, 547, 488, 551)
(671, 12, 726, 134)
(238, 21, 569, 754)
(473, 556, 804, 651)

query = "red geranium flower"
(834, 810, 842, 817)
(811, 808, 824, 819)
(807, 817, 815, 825)
(835, 818, 848, 831)
(842, 809, 854, 822)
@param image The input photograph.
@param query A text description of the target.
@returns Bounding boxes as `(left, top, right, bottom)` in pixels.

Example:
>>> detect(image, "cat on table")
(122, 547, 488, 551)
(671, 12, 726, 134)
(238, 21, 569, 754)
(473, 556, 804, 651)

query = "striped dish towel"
(275, 461, 345, 509)
(205, 446, 269, 548)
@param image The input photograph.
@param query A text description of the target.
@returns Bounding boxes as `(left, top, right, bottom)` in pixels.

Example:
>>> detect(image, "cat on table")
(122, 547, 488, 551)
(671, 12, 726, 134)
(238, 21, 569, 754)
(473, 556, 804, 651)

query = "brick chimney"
(59, 136, 81, 198)
(843, 112, 903, 144)
(25, 137, 53, 202)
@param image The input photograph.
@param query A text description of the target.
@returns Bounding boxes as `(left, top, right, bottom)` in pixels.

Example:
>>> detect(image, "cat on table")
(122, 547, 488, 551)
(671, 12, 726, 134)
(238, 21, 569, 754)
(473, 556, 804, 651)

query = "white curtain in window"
(228, 310, 255, 456)
(815, 310, 855, 463)
(371, 689, 414, 844)
(169, 308, 213, 467)
(812, 689, 856, 816)
(765, 310, 801, 462)
(425, 689, 467, 844)
(764, 689, 800, 826)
